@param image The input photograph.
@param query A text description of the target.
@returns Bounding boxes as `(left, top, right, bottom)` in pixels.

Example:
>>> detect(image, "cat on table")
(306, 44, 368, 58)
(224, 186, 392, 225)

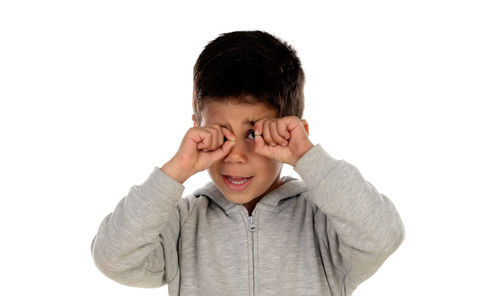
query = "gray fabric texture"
(91, 144, 405, 295)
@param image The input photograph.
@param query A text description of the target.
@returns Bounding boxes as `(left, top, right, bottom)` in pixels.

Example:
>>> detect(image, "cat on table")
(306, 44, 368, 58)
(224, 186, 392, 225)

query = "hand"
(161, 125, 236, 183)
(253, 116, 313, 167)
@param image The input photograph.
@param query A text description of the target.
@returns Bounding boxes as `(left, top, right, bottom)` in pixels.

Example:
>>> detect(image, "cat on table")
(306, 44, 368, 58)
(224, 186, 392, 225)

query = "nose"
(224, 138, 248, 164)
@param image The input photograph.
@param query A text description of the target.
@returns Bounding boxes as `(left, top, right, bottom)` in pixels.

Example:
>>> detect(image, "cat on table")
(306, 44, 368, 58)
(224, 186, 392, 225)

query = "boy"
(91, 30, 405, 296)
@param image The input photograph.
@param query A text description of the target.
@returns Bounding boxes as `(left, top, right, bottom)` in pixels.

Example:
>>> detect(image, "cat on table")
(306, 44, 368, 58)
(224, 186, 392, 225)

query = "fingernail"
(271, 142, 276, 146)
(281, 142, 287, 147)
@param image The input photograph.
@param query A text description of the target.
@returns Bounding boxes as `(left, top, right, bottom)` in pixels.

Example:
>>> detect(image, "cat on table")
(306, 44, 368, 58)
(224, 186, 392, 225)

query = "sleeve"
(90, 167, 185, 288)
(293, 144, 405, 291)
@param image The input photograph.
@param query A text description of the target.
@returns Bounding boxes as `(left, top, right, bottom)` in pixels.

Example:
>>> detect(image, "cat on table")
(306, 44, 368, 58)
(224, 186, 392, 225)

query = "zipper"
(249, 215, 257, 232)
(248, 214, 256, 295)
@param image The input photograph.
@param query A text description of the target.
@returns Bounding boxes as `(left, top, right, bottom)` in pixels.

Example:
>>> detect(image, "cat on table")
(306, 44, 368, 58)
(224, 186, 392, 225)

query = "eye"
(247, 129, 256, 141)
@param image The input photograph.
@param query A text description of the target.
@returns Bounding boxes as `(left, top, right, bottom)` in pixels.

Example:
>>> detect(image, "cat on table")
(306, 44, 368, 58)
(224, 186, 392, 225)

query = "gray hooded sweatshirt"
(91, 144, 405, 296)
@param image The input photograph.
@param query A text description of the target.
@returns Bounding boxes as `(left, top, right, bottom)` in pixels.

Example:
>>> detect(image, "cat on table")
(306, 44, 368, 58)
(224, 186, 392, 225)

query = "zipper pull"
(248, 215, 256, 232)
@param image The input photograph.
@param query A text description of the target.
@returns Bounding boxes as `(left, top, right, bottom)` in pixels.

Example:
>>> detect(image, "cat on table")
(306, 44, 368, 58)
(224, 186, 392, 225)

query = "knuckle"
(263, 125, 270, 135)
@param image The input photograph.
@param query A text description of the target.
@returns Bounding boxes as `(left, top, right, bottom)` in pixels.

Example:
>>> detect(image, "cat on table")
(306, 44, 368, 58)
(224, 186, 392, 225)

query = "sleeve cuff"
(138, 167, 186, 207)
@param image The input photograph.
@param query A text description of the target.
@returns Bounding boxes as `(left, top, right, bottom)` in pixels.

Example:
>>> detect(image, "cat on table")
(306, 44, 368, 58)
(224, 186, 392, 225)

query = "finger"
(254, 132, 271, 157)
(210, 137, 236, 161)
(194, 128, 211, 151)
(253, 118, 265, 137)
(276, 118, 291, 140)
(269, 120, 288, 147)
(206, 126, 221, 151)
(262, 119, 276, 146)
(204, 125, 223, 150)
(215, 125, 226, 147)
(198, 127, 212, 152)
(221, 127, 236, 143)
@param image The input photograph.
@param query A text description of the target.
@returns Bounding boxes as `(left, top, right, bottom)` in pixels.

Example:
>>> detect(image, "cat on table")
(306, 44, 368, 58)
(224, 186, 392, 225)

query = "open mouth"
(222, 175, 254, 192)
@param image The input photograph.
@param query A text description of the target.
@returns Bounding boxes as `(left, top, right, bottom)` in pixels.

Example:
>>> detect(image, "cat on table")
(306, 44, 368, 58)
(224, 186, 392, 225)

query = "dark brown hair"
(192, 30, 305, 125)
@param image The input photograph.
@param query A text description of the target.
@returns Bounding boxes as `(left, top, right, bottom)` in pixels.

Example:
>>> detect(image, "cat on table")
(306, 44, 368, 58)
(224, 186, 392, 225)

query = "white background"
(1, 0, 499, 295)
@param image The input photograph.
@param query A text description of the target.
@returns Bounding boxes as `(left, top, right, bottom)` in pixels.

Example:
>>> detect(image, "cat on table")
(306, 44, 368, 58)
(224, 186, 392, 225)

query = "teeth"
(228, 176, 249, 185)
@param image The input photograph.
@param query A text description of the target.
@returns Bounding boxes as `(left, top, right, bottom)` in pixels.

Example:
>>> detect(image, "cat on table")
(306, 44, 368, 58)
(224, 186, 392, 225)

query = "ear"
(192, 114, 198, 127)
(301, 119, 310, 136)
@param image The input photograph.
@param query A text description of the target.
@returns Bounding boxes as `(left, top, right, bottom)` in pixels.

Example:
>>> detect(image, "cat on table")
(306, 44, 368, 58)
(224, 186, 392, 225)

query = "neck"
(244, 177, 283, 215)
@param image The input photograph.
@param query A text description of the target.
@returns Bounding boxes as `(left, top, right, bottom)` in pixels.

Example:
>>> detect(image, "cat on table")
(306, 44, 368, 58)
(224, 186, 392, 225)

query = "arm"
(90, 124, 235, 287)
(294, 144, 405, 291)
(90, 167, 185, 288)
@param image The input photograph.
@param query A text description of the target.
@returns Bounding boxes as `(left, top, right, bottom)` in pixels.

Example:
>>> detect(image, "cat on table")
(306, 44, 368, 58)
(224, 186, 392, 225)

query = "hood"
(192, 175, 307, 215)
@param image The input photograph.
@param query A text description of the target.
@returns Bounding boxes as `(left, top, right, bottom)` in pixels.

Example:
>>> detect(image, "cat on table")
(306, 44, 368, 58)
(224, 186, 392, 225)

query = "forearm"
(294, 144, 405, 255)
(161, 160, 191, 184)
(91, 167, 185, 287)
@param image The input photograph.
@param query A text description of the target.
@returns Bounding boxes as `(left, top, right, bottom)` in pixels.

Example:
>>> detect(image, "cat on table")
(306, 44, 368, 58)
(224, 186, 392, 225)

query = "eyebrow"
(215, 119, 256, 129)
(245, 119, 256, 126)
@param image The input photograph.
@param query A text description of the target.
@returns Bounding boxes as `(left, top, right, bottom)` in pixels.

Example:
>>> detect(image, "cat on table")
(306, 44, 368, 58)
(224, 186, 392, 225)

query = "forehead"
(201, 100, 278, 126)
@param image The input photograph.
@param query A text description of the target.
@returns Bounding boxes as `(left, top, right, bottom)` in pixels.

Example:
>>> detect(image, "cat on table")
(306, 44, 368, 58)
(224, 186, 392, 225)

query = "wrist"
(291, 141, 314, 167)
(160, 160, 191, 184)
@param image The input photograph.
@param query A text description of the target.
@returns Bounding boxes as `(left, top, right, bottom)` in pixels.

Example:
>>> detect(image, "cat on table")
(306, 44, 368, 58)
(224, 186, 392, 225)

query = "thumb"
(254, 134, 271, 158)
(221, 127, 236, 142)
(210, 139, 236, 161)
(208, 127, 236, 161)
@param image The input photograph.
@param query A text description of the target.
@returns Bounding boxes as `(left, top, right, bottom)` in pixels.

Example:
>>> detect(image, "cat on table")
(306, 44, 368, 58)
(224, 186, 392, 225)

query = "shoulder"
(273, 181, 321, 217)
(287, 187, 328, 226)
(176, 193, 210, 225)
(297, 190, 321, 215)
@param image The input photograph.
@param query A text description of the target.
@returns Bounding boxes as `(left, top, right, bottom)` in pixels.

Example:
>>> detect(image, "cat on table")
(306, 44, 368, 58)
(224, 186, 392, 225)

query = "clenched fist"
(253, 116, 313, 167)
(161, 125, 236, 183)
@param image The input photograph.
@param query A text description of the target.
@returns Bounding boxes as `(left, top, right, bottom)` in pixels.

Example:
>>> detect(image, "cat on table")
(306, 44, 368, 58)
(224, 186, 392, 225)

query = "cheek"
(253, 156, 281, 174)
(207, 162, 221, 177)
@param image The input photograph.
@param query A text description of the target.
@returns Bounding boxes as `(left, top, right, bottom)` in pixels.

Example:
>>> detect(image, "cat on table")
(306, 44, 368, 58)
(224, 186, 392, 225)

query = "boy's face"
(195, 99, 283, 207)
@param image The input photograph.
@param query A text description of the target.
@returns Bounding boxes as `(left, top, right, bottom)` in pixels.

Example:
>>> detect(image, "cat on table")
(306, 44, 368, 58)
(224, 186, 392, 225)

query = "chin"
(219, 188, 255, 204)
